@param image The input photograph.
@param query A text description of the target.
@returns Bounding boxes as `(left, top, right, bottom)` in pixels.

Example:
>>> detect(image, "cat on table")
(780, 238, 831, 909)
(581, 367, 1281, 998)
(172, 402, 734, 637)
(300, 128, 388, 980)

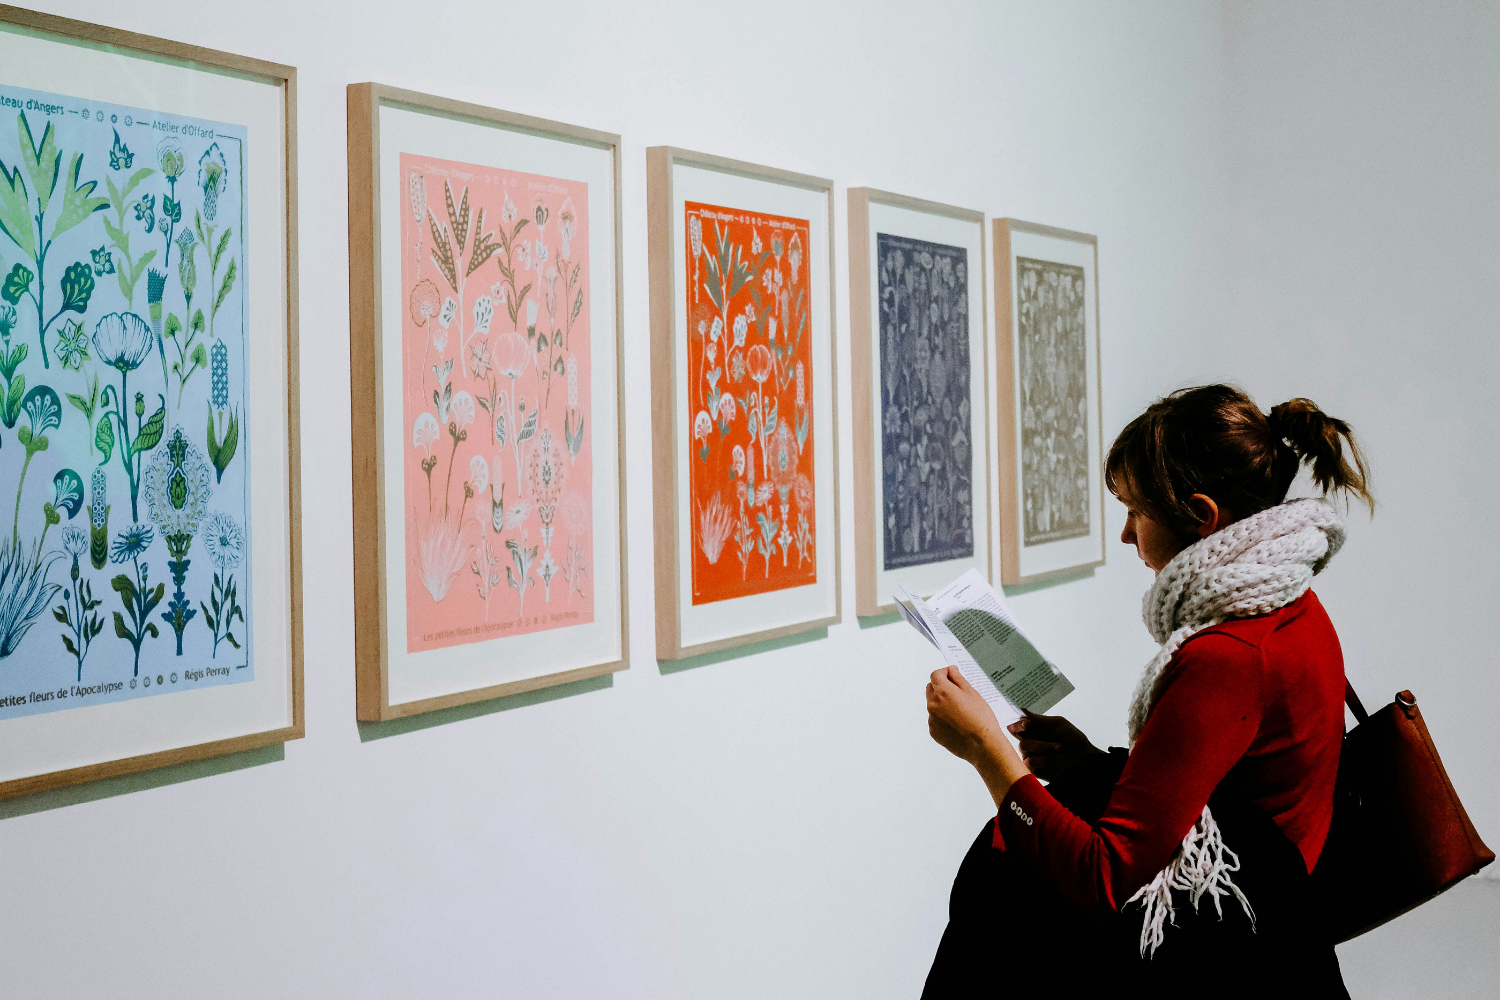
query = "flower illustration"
(450, 390, 476, 430)
(0, 303, 14, 341)
(412, 412, 440, 453)
(751, 229, 763, 255)
(91, 246, 115, 276)
(516, 240, 531, 272)
(111, 524, 155, 563)
(409, 279, 440, 327)
(733, 313, 748, 348)
(526, 299, 539, 331)
(688, 213, 702, 260)
(710, 316, 724, 343)
(566, 356, 579, 409)
(746, 343, 774, 385)
(473, 295, 494, 336)
(176, 228, 197, 300)
(560, 199, 577, 261)
(438, 296, 458, 329)
(157, 138, 185, 180)
(501, 193, 517, 224)
(730, 350, 746, 382)
(143, 427, 213, 540)
(197, 143, 229, 221)
(693, 409, 712, 444)
(534, 240, 549, 269)
(470, 338, 492, 379)
(717, 392, 737, 424)
(768, 315, 777, 343)
(62, 525, 88, 557)
(504, 499, 532, 530)
(53, 319, 89, 370)
(201, 512, 244, 572)
(92, 312, 154, 373)
(132, 193, 156, 231)
(409, 172, 427, 223)
(494, 332, 529, 379)
(731, 444, 746, 477)
(469, 454, 489, 494)
(532, 196, 550, 236)
(789, 233, 803, 283)
(88, 468, 110, 569)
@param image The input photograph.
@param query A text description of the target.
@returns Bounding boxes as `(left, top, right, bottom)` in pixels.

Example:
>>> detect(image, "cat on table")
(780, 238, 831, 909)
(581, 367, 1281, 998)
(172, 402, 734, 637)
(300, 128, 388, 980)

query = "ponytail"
(1267, 398, 1374, 514)
(1107, 384, 1374, 537)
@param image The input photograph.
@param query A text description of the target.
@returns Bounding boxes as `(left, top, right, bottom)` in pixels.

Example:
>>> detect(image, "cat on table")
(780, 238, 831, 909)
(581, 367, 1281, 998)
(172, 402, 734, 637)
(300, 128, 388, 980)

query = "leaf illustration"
(214, 228, 231, 271)
(465, 208, 499, 278)
(517, 406, 538, 444)
(94, 414, 114, 462)
(132, 397, 165, 454)
(50, 153, 109, 241)
(214, 257, 237, 318)
(0, 159, 36, 259)
(571, 287, 584, 322)
(427, 210, 457, 289)
(58, 261, 95, 314)
(445, 182, 470, 253)
(17, 113, 59, 215)
(2, 262, 33, 304)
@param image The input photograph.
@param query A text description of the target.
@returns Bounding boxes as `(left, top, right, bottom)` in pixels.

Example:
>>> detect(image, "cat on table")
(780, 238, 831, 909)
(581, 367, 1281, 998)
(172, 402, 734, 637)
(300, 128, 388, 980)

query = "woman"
(922, 385, 1371, 999)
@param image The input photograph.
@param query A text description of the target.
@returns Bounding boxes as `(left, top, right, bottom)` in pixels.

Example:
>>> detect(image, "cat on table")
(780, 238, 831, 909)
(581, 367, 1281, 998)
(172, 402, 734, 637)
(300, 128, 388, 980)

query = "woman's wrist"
(973, 731, 1030, 810)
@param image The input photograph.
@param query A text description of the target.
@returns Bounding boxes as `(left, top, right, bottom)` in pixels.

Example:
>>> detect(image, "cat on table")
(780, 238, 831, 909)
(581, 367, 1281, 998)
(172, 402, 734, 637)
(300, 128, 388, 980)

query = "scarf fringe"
(1126, 805, 1257, 958)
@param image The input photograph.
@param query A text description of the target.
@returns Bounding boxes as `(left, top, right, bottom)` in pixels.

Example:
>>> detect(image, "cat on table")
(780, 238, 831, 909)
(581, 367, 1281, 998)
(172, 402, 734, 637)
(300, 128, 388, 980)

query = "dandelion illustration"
(698, 492, 733, 565)
(198, 143, 228, 221)
(198, 511, 244, 658)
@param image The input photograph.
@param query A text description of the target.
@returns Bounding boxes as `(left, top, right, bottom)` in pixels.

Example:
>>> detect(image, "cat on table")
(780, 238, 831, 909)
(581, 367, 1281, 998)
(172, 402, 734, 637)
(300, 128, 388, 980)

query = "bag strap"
(1345, 679, 1370, 725)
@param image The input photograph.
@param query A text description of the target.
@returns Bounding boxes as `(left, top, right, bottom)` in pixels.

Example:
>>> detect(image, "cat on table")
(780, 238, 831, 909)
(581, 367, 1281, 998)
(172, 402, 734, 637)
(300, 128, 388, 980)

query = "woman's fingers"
(1017, 738, 1062, 756)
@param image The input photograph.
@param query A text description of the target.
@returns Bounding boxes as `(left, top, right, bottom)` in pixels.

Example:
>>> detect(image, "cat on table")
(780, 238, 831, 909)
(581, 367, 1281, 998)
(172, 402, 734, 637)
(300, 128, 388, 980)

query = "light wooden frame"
(0, 5, 304, 800)
(992, 218, 1105, 585)
(647, 147, 842, 659)
(348, 84, 630, 720)
(848, 188, 991, 616)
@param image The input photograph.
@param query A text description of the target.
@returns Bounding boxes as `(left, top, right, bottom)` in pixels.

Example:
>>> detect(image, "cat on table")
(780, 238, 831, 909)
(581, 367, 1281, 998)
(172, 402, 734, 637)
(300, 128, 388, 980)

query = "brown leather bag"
(1314, 684, 1495, 942)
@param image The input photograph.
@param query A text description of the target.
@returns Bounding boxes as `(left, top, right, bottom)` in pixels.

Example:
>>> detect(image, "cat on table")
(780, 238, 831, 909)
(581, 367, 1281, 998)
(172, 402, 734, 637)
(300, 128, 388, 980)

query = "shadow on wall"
(0, 743, 285, 821)
(658, 627, 828, 676)
(357, 672, 614, 742)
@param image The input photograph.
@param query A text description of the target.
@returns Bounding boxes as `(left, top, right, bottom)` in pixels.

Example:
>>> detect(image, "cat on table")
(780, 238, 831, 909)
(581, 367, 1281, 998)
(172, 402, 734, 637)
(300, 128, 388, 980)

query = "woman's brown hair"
(1105, 384, 1373, 536)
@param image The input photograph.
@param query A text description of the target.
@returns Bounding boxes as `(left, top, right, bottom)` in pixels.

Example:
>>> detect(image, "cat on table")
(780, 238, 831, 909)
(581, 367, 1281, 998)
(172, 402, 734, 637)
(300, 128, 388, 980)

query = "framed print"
(992, 219, 1105, 584)
(348, 84, 627, 721)
(0, 6, 303, 799)
(848, 188, 991, 616)
(647, 147, 840, 659)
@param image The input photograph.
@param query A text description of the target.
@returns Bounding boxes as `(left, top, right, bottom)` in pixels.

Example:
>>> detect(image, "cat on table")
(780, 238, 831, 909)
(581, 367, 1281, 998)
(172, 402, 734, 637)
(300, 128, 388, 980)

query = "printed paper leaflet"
(896, 569, 1074, 725)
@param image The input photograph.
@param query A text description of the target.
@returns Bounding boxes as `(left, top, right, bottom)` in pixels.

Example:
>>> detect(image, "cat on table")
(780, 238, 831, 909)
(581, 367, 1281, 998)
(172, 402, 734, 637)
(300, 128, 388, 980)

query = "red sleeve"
(991, 632, 1264, 913)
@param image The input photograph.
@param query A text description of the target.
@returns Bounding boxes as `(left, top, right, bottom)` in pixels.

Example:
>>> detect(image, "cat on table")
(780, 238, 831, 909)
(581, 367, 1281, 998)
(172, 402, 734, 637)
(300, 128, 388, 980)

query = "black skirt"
(921, 751, 1349, 999)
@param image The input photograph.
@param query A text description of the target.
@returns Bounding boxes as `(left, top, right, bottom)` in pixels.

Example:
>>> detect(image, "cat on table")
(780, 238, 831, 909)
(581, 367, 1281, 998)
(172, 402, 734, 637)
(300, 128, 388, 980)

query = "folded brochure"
(896, 568, 1074, 725)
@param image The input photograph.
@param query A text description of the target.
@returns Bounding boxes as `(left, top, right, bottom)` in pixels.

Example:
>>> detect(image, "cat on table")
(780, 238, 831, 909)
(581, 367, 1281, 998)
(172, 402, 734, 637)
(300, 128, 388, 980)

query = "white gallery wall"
(0, 2, 1493, 998)
(1222, 4, 1500, 996)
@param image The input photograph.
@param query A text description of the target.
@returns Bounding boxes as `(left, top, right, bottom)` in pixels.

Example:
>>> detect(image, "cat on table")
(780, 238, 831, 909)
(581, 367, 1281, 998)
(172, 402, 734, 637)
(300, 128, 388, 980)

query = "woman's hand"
(1005, 711, 1103, 782)
(927, 666, 1030, 807)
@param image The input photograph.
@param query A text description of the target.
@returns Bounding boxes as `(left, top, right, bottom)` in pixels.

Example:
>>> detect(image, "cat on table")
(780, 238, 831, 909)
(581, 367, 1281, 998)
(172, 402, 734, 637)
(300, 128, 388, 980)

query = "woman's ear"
(1186, 494, 1224, 538)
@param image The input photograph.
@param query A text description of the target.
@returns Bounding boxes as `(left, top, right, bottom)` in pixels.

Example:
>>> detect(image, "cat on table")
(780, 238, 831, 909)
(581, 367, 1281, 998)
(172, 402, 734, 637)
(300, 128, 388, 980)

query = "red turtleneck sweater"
(993, 590, 1346, 914)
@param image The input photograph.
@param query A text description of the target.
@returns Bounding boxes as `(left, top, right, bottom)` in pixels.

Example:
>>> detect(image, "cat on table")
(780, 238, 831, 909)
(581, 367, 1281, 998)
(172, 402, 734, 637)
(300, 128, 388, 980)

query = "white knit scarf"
(1123, 498, 1345, 957)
